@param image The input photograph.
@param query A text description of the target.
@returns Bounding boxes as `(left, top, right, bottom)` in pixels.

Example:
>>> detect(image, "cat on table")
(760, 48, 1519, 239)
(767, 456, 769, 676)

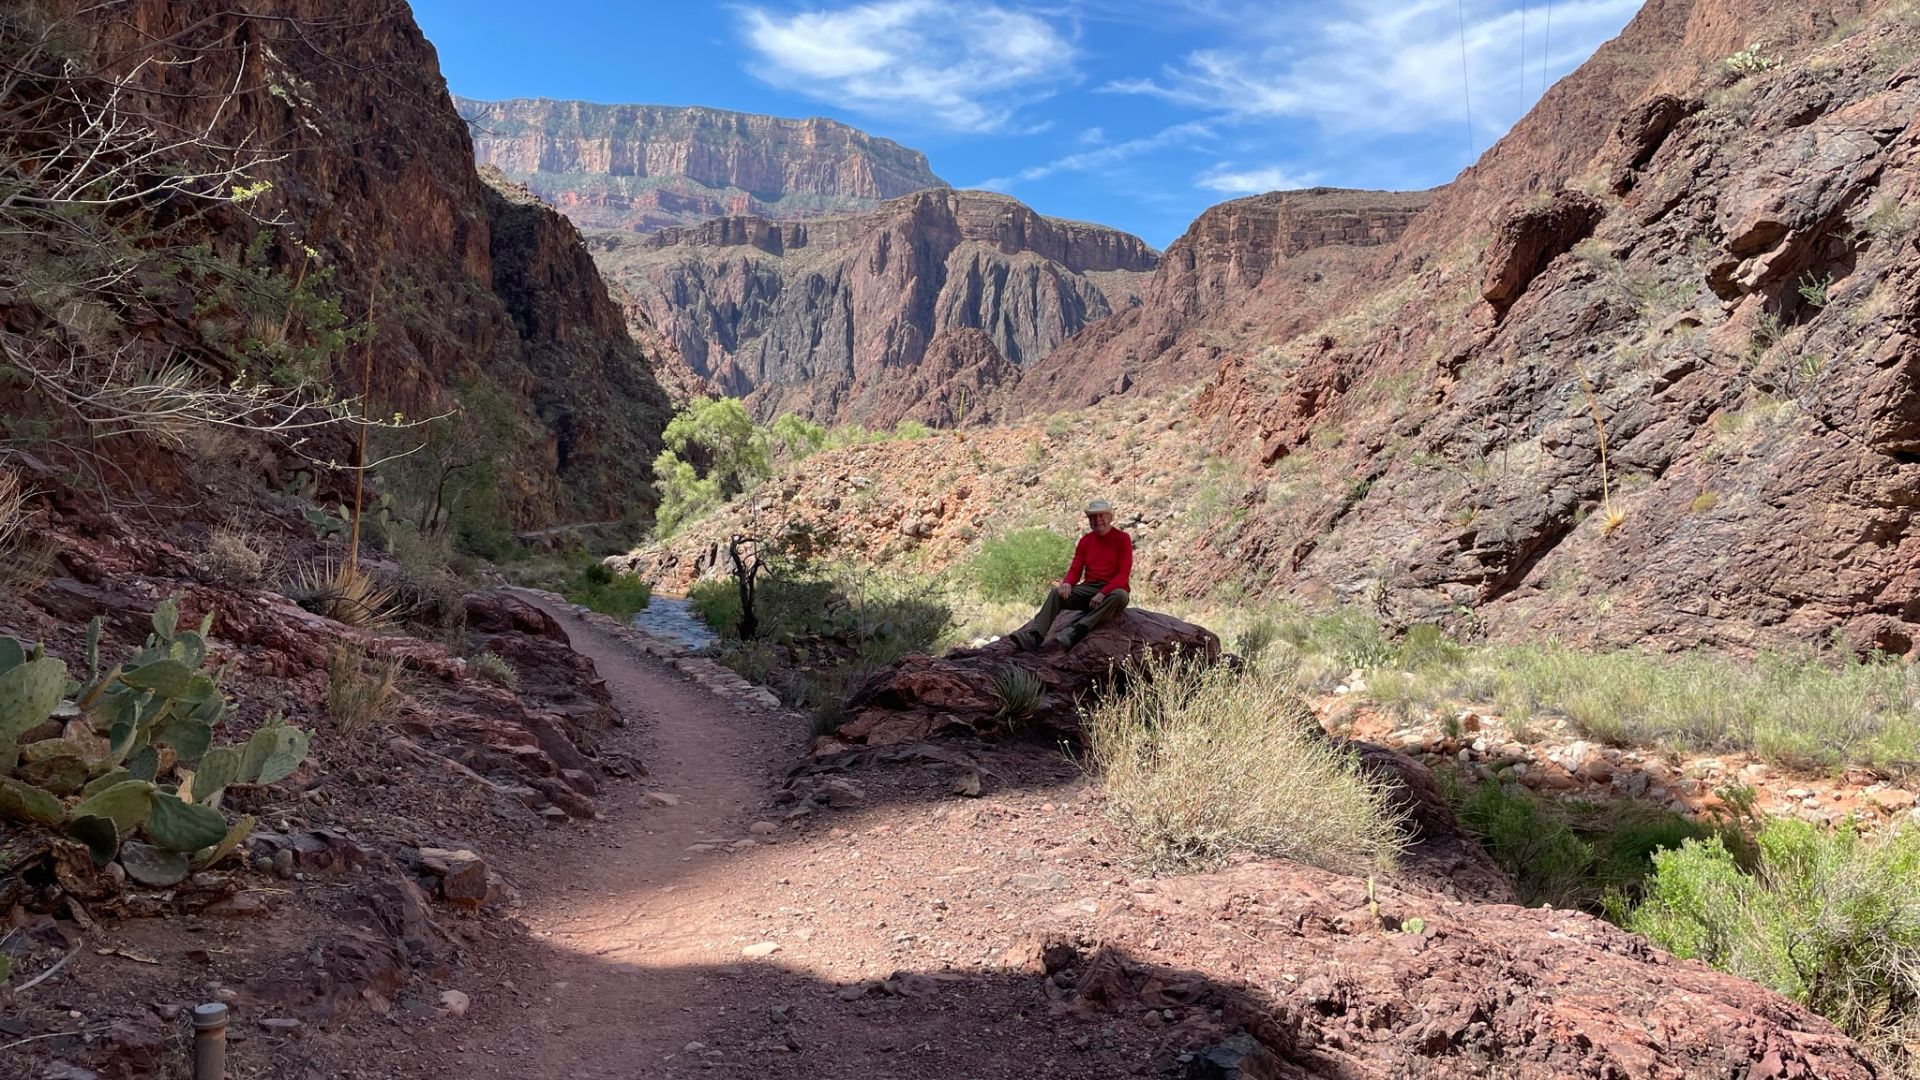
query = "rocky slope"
(1169, 0, 1920, 652)
(5, 0, 674, 528)
(458, 98, 947, 233)
(1008, 187, 1434, 415)
(595, 189, 1160, 425)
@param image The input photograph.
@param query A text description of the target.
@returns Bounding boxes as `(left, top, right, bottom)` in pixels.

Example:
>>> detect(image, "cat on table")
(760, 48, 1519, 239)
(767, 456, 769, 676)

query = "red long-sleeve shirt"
(1064, 529, 1133, 595)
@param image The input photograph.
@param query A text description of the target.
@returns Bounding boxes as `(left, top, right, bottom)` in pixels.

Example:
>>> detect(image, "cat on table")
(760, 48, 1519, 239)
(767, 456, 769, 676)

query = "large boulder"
(832, 608, 1220, 747)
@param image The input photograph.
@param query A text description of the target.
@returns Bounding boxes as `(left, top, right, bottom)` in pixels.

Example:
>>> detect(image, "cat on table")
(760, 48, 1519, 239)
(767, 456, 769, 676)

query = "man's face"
(1088, 511, 1113, 535)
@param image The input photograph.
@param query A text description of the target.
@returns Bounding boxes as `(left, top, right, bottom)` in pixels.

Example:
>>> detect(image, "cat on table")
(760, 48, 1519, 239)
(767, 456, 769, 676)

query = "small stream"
(631, 595, 719, 651)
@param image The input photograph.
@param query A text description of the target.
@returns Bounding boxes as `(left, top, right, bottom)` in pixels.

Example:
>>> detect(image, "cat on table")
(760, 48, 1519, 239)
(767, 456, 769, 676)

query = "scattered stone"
(749, 821, 779, 837)
(645, 792, 683, 808)
(951, 769, 982, 798)
(257, 1017, 303, 1035)
(438, 989, 471, 1018)
(742, 942, 782, 959)
(1869, 788, 1917, 813)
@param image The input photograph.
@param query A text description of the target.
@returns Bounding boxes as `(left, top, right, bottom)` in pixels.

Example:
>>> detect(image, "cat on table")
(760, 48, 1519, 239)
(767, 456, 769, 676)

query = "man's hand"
(1055, 582, 1072, 599)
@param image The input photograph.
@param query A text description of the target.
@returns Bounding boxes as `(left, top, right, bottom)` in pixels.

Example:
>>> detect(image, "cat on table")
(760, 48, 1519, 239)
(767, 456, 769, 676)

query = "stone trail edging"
(506, 587, 783, 711)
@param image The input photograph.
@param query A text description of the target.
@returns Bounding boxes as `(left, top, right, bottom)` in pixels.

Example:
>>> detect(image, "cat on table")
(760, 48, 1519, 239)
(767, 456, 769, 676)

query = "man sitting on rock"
(1009, 499, 1132, 652)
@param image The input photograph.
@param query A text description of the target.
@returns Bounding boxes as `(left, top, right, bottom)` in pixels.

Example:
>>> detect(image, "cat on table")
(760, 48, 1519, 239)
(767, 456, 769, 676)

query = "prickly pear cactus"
(0, 597, 313, 870)
(0, 652, 65, 741)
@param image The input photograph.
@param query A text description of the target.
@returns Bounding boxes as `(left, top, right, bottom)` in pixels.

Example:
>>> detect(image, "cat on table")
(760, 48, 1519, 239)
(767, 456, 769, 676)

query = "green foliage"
(1451, 774, 1709, 911)
(564, 560, 653, 619)
(652, 397, 772, 537)
(173, 233, 362, 388)
(470, 651, 518, 689)
(0, 599, 311, 862)
(770, 414, 828, 460)
(1630, 819, 1920, 1071)
(990, 666, 1045, 723)
(967, 529, 1075, 601)
(1797, 271, 1836, 309)
(692, 562, 951, 668)
(1280, 606, 1920, 770)
(1722, 43, 1781, 75)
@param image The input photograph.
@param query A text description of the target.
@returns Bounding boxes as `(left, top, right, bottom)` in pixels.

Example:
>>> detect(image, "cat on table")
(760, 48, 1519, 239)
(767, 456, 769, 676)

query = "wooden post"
(347, 269, 378, 575)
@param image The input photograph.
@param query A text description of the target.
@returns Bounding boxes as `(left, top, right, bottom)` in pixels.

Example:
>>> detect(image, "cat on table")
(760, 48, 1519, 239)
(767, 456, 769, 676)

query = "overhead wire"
(1543, 0, 1554, 96)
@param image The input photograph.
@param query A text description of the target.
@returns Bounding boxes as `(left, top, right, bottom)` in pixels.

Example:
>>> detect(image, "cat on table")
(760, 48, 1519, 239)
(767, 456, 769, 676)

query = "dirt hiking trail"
(394, 596, 1154, 1080)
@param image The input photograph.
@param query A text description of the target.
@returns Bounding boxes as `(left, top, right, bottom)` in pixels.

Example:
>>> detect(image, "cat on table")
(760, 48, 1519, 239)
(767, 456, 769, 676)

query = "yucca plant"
(990, 666, 1045, 724)
(287, 557, 400, 628)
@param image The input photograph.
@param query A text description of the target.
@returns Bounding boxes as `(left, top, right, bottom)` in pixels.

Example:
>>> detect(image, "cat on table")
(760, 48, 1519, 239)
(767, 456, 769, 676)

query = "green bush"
(1629, 819, 1920, 1072)
(565, 561, 652, 619)
(1085, 657, 1404, 873)
(1450, 774, 1709, 911)
(687, 578, 743, 636)
(968, 528, 1074, 602)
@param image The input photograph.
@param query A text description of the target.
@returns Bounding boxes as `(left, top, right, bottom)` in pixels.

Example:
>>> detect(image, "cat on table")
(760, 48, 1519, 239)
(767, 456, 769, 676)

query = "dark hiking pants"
(1015, 582, 1130, 647)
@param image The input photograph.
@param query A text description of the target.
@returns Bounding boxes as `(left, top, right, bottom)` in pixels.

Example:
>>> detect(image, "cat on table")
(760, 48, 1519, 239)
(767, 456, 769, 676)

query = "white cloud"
(1078, 126, 1107, 145)
(1106, 0, 1641, 143)
(1195, 163, 1321, 194)
(737, 0, 1077, 133)
(976, 120, 1213, 190)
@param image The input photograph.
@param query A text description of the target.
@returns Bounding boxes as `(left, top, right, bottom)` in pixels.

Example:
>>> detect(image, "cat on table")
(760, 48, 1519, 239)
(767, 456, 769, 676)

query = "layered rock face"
(457, 98, 947, 233)
(1007, 188, 1434, 416)
(40, 0, 673, 526)
(1168, 0, 1920, 651)
(595, 189, 1160, 426)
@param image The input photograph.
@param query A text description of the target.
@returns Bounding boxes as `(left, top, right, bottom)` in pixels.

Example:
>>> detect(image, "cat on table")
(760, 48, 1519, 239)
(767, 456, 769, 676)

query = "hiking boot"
(1008, 630, 1037, 652)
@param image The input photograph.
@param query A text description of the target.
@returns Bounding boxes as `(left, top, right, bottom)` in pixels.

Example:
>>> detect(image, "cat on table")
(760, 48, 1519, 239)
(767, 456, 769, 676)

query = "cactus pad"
(0, 776, 64, 825)
(188, 747, 239, 804)
(147, 790, 227, 852)
(72, 779, 155, 833)
(192, 814, 255, 870)
(0, 656, 67, 741)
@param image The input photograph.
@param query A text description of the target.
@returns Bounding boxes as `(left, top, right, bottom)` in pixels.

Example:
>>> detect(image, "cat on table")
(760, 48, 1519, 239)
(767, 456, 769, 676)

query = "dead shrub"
(326, 642, 401, 734)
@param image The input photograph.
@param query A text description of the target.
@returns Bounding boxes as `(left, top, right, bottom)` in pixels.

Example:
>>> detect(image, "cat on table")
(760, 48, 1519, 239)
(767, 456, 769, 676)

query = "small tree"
(651, 398, 771, 537)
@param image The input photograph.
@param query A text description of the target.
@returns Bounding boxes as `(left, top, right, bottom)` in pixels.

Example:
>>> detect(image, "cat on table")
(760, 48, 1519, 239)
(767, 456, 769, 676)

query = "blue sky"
(413, 0, 1643, 247)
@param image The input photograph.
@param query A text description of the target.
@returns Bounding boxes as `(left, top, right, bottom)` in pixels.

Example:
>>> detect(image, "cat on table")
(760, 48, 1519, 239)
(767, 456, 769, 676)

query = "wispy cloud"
(1107, 0, 1641, 142)
(976, 120, 1214, 190)
(1195, 163, 1321, 194)
(736, 0, 1077, 133)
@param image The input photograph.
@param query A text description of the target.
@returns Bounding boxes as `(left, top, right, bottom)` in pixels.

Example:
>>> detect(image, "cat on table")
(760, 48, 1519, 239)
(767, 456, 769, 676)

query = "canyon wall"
(458, 98, 947, 233)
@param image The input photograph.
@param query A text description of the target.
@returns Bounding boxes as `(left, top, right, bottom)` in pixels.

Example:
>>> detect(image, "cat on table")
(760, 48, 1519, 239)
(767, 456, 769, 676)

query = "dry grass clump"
(199, 524, 269, 583)
(469, 650, 518, 690)
(326, 642, 401, 734)
(1084, 656, 1406, 874)
(0, 466, 24, 553)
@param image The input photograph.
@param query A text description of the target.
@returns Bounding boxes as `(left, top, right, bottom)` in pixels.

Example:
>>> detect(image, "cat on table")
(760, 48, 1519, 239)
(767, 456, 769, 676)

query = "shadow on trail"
(402, 932, 1311, 1080)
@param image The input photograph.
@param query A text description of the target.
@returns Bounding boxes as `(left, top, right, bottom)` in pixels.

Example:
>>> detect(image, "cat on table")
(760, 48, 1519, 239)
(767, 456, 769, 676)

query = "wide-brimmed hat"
(1084, 498, 1115, 515)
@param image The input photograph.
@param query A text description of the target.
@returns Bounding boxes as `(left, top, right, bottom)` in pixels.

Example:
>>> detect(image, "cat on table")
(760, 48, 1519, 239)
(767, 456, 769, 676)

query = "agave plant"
(0, 597, 310, 870)
(286, 556, 401, 628)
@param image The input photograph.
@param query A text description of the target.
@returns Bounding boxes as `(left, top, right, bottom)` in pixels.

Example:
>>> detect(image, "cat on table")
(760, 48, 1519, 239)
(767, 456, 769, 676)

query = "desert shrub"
(968, 528, 1074, 601)
(326, 643, 401, 734)
(797, 663, 877, 738)
(687, 577, 743, 635)
(770, 413, 828, 460)
(565, 561, 652, 620)
(1085, 657, 1405, 873)
(1231, 617, 1282, 661)
(1629, 819, 1920, 1072)
(382, 522, 467, 638)
(1451, 775, 1710, 911)
(198, 525, 269, 584)
(470, 650, 517, 690)
(0, 466, 51, 593)
(715, 640, 777, 684)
